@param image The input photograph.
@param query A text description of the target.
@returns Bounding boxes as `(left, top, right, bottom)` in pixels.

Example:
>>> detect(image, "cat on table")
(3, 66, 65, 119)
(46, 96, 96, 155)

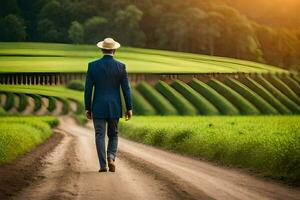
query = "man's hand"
(86, 110, 92, 120)
(125, 110, 133, 121)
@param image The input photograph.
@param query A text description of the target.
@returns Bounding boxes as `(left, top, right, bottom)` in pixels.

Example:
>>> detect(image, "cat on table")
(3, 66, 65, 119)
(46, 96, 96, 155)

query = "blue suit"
(84, 55, 132, 119)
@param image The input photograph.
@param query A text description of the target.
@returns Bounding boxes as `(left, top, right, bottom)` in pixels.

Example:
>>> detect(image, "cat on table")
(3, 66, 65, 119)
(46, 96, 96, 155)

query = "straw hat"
(97, 38, 121, 49)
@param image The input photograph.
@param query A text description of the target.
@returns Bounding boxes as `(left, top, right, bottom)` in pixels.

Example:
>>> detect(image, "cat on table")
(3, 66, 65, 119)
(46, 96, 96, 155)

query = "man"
(84, 37, 133, 173)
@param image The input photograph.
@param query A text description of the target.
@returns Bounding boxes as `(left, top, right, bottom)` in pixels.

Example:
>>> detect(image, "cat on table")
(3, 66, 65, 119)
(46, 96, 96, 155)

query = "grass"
(46, 96, 56, 112)
(171, 80, 220, 115)
(27, 94, 42, 112)
(119, 116, 300, 184)
(0, 85, 83, 114)
(155, 81, 197, 115)
(207, 79, 260, 115)
(266, 75, 300, 105)
(0, 84, 83, 103)
(0, 116, 58, 164)
(136, 82, 177, 115)
(3, 92, 14, 111)
(16, 93, 28, 112)
(189, 79, 239, 115)
(131, 88, 156, 115)
(0, 42, 287, 73)
(74, 114, 88, 125)
(281, 75, 300, 96)
(242, 77, 292, 114)
(254, 76, 300, 114)
(224, 78, 278, 115)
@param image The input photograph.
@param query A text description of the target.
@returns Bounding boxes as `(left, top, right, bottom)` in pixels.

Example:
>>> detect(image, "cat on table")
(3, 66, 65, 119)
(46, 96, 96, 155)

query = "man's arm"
(120, 64, 133, 120)
(84, 63, 94, 119)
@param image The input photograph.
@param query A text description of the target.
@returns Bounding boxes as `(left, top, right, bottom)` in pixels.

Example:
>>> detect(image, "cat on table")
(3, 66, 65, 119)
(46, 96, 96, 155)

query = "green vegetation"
(1, 0, 300, 71)
(57, 98, 70, 115)
(27, 94, 42, 112)
(208, 79, 260, 115)
(3, 92, 14, 111)
(292, 75, 300, 85)
(74, 100, 85, 114)
(0, 116, 58, 164)
(120, 116, 300, 184)
(242, 77, 292, 114)
(189, 79, 239, 115)
(46, 96, 56, 112)
(0, 42, 287, 73)
(74, 114, 88, 125)
(0, 84, 83, 114)
(224, 78, 278, 114)
(136, 82, 177, 115)
(0, 84, 83, 103)
(171, 80, 219, 115)
(16, 93, 28, 112)
(281, 75, 300, 96)
(266, 75, 300, 105)
(131, 88, 156, 115)
(0, 107, 6, 116)
(67, 79, 85, 91)
(254, 76, 300, 114)
(155, 81, 197, 115)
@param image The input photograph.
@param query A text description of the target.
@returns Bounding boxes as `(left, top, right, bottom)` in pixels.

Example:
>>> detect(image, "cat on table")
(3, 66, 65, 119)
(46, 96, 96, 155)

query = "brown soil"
(1, 117, 300, 200)
(0, 131, 64, 200)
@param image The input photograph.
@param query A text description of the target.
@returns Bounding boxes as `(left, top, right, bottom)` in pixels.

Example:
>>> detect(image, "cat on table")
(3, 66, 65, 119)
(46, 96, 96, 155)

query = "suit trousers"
(92, 118, 119, 169)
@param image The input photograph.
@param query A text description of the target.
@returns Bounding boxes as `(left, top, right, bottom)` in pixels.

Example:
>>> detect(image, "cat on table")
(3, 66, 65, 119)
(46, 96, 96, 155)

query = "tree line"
(0, 0, 299, 71)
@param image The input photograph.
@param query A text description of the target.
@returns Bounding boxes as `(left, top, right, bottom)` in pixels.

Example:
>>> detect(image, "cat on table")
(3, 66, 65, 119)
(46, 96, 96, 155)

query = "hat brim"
(97, 41, 121, 49)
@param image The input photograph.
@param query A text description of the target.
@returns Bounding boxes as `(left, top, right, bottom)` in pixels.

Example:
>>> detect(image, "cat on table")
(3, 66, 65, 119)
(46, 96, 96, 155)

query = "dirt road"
(12, 117, 300, 200)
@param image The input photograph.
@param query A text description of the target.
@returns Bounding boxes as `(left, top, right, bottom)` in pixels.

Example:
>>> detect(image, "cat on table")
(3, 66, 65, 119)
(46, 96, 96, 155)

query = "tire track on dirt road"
(12, 117, 204, 200)
(11, 117, 300, 200)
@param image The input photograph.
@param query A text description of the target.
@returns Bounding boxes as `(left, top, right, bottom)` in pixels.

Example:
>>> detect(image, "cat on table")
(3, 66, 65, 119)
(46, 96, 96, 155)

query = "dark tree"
(0, 14, 26, 41)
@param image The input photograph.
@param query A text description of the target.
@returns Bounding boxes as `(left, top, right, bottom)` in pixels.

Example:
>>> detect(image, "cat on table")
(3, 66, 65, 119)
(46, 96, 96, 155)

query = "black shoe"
(98, 168, 107, 172)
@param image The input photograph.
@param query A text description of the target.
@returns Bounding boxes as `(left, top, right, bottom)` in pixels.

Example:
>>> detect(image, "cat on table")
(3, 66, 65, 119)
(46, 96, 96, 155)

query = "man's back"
(84, 55, 132, 119)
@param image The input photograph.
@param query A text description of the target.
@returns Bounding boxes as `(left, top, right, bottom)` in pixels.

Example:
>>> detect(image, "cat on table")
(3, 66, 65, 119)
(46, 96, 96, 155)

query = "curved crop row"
(136, 82, 177, 115)
(17, 93, 28, 112)
(57, 97, 70, 115)
(242, 77, 291, 114)
(155, 81, 197, 115)
(27, 94, 42, 112)
(254, 75, 300, 114)
(224, 78, 278, 114)
(74, 101, 85, 114)
(208, 79, 260, 115)
(131, 88, 156, 115)
(292, 75, 300, 85)
(188, 79, 239, 115)
(281, 75, 300, 97)
(4, 92, 14, 111)
(171, 80, 219, 115)
(46, 96, 56, 112)
(266, 75, 300, 105)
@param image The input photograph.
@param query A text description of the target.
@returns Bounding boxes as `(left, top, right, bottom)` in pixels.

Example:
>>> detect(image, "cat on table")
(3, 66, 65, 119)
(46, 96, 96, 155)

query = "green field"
(131, 76, 300, 115)
(0, 84, 83, 103)
(0, 116, 58, 164)
(1, 72, 300, 116)
(0, 42, 287, 73)
(0, 85, 84, 115)
(119, 116, 300, 183)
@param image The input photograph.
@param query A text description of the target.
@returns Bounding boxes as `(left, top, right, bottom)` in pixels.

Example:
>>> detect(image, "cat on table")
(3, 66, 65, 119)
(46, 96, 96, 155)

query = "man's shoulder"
(87, 59, 103, 71)
(88, 58, 101, 66)
(112, 58, 125, 67)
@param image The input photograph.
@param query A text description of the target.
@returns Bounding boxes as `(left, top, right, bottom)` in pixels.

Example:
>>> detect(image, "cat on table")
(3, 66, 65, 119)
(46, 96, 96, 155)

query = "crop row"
(0, 92, 83, 115)
(131, 74, 300, 115)
(0, 116, 58, 164)
(119, 116, 300, 183)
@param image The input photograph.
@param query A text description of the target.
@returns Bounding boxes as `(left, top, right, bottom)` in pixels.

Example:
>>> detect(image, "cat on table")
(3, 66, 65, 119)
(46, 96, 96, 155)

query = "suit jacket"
(84, 55, 132, 119)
